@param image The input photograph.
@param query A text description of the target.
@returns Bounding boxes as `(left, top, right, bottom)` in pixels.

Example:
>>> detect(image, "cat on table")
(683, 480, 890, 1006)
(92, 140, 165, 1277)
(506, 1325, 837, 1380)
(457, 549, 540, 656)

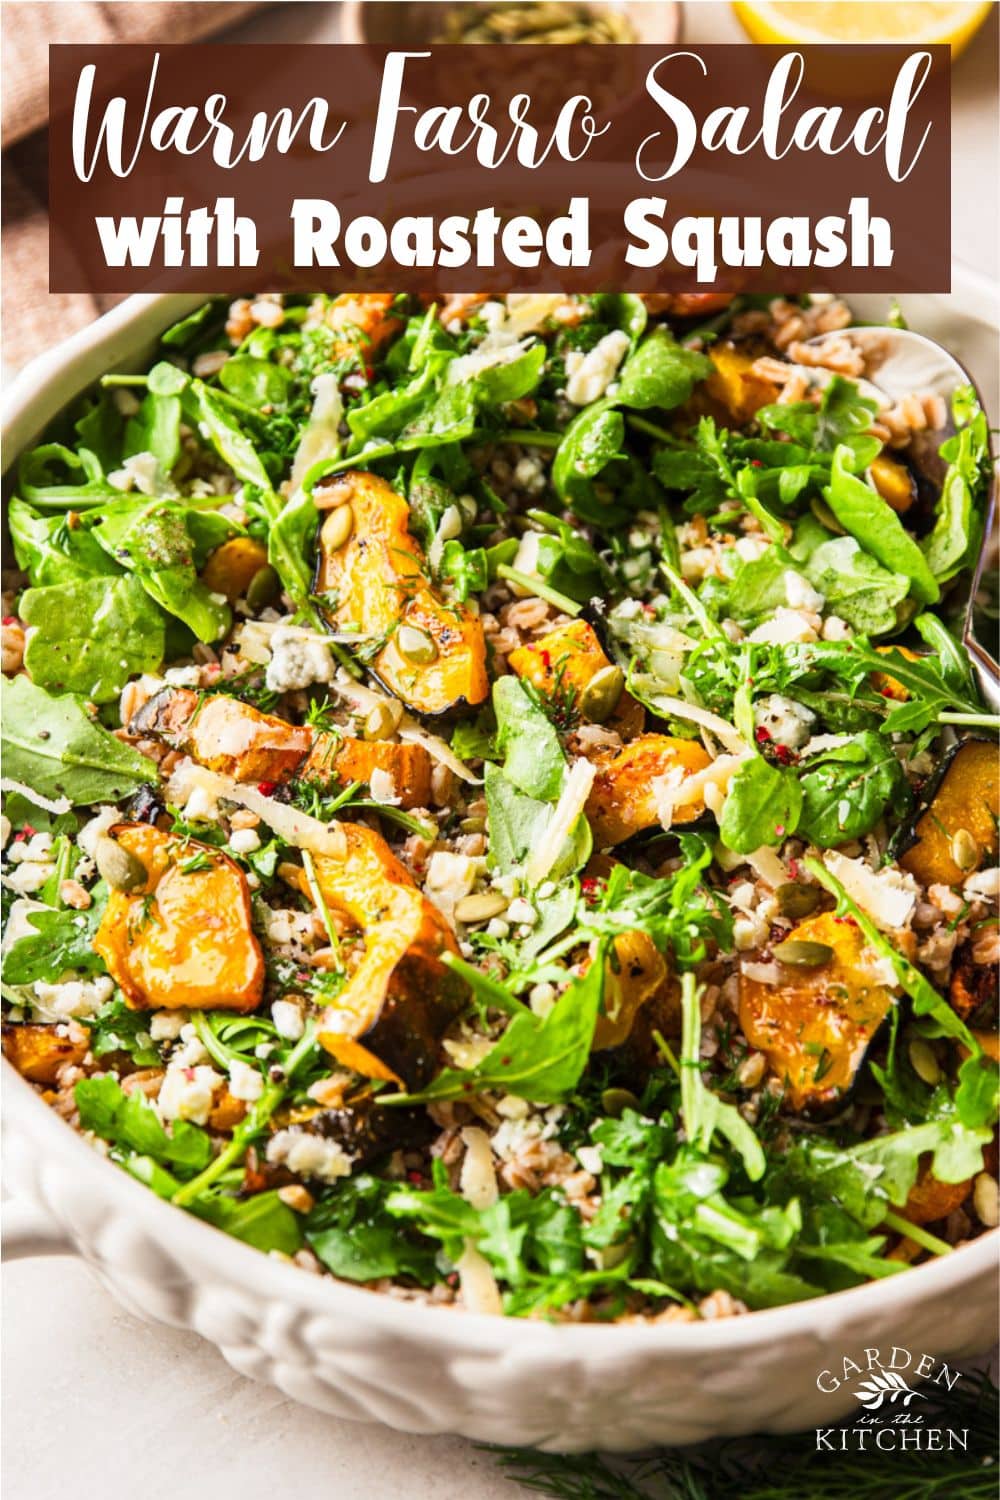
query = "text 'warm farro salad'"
(2, 290, 997, 1322)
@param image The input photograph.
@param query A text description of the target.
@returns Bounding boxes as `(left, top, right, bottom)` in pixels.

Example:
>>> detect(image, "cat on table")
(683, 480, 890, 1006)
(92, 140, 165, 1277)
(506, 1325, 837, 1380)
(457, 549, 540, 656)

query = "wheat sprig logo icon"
(853, 1371, 926, 1411)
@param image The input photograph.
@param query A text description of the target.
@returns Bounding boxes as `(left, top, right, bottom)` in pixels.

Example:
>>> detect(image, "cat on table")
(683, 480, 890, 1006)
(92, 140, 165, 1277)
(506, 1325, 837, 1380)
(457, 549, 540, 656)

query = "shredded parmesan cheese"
(747, 847, 790, 889)
(459, 1127, 499, 1210)
(524, 758, 596, 887)
(290, 372, 343, 490)
(173, 764, 348, 860)
(0, 780, 71, 816)
(824, 851, 917, 932)
(638, 692, 747, 756)
(456, 1241, 504, 1316)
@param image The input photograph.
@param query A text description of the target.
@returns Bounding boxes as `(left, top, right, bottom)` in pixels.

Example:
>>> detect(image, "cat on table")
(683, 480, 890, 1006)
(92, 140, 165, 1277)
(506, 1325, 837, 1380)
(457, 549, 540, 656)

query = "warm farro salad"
(2, 290, 997, 1321)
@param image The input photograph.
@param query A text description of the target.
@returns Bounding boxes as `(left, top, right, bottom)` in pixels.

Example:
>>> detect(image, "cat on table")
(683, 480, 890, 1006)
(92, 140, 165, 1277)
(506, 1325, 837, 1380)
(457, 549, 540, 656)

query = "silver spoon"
(804, 324, 999, 712)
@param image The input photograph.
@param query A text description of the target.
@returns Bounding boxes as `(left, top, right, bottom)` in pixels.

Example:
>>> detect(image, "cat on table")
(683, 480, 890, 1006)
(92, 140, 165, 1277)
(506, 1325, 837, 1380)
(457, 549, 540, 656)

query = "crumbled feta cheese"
(368, 768, 400, 806)
(266, 1128, 353, 1182)
(783, 570, 825, 612)
(964, 867, 1000, 901)
(107, 451, 168, 497)
(486, 917, 510, 939)
(272, 998, 305, 1040)
(529, 982, 556, 1016)
(564, 330, 630, 406)
(182, 784, 219, 824)
(734, 536, 770, 563)
(749, 607, 819, 646)
(265, 909, 295, 945)
(158, 1064, 223, 1126)
(164, 665, 202, 687)
(6, 861, 55, 894)
(576, 1144, 603, 1176)
(149, 1010, 188, 1041)
(754, 694, 815, 751)
(0, 816, 11, 849)
(823, 851, 917, 933)
(265, 626, 335, 694)
(77, 806, 120, 859)
(228, 828, 262, 855)
(228, 1058, 265, 1102)
(1, 898, 48, 952)
(31, 974, 114, 1022)
(822, 616, 853, 641)
(423, 850, 484, 922)
(172, 1023, 210, 1069)
(733, 912, 770, 951)
(506, 897, 537, 926)
(6, 832, 53, 865)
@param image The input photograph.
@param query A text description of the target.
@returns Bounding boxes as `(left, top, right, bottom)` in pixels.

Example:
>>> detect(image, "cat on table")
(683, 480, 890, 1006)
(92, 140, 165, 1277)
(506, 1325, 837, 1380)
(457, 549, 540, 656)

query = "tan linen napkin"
(2, 2, 266, 371)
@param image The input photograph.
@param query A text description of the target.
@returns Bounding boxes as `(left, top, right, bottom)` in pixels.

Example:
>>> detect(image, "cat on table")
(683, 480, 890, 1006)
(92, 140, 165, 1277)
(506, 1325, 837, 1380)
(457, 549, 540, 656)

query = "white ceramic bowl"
(3, 279, 998, 1452)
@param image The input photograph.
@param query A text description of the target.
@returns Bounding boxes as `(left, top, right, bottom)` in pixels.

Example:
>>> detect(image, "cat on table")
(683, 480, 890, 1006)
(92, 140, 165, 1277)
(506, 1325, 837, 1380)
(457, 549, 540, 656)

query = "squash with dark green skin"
(288, 822, 467, 1090)
(131, 686, 433, 809)
(314, 470, 488, 717)
(739, 912, 895, 1111)
(586, 735, 712, 847)
(897, 737, 999, 888)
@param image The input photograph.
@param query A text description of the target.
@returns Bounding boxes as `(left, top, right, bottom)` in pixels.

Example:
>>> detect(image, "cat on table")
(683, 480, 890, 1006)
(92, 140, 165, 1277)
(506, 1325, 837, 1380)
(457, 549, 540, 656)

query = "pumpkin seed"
(579, 664, 625, 723)
(454, 891, 509, 925)
(776, 881, 821, 919)
(320, 503, 354, 553)
(772, 939, 834, 967)
(398, 624, 438, 665)
(600, 1087, 640, 1118)
(96, 836, 148, 893)
(245, 564, 280, 610)
(460, 815, 487, 834)
(908, 1037, 941, 1087)
(950, 828, 980, 873)
(364, 700, 401, 742)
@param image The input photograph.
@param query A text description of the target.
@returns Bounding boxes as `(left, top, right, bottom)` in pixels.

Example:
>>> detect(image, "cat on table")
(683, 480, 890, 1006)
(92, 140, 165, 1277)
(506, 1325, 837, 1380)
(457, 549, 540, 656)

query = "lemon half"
(733, 1, 993, 56)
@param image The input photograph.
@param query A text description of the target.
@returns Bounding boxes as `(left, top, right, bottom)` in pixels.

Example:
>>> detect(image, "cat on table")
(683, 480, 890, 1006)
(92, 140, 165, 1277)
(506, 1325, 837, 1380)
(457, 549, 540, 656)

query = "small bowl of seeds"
(341, 2, 681, 48)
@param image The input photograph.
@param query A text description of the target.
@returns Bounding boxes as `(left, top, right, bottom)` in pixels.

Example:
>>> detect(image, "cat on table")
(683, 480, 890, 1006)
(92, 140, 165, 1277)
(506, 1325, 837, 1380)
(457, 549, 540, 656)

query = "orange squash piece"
(2, 1022, 89, 1084)
(327, 293, 402, 362)
(706, 343, 780, 423)
(586, 734, 712, 846)
(94, 824, 264, 1013)
(870, 645, 921, 702)
(902, 1162, 971, 1225)
(739, 912, 895, 1111)
(131, 688, 433, 810)
(201, 537, 269, 604)
(899, 739, 999, 888)
(592, 931, 670, 1052)
(315, 471, 488, 716)
(508, 619, 644, 736)
(292, 823, 466, 1090)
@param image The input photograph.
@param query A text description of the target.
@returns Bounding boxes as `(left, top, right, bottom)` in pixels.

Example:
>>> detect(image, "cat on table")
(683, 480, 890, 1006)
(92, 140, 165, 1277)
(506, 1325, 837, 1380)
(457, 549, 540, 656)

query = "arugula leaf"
(792, 518, 910, 635)
(2, 888, 108, 985)
(8, 498, 122, 586)
(306, 1173, 436, 1283)
(797, 731, 909, 847)
(759, 375, 879, 459)
(17, 442, 122, 510)
(614, 330, 712, 411)
(824, 447, 940, 605)
(123, 384, 182, 474)
(1, 676, 158, 805)
(678, 975, 765, 1181)
(719, 755, 802, 853)
(552, 400, 625, 506)
(89, 995, 162, 1067)
(75, 1075, 212, 1174)
(92, 501, 236, 643)
(21, 575, 165, 702)
(192, 1188, 303, 1255)
(492, 676, 566, 802)
(218, 354, 293, 409)
(392, 946, 607, 1104)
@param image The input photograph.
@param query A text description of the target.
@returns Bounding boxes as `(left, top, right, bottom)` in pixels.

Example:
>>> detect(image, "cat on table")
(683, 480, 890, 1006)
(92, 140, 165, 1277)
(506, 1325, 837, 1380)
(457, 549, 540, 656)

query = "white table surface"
(3, 5, 997, 1498)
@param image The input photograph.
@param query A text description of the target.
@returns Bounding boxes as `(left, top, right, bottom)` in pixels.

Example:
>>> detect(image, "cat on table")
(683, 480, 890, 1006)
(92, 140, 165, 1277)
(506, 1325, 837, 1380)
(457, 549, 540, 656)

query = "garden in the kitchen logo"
(815, 1347, 969, 1452)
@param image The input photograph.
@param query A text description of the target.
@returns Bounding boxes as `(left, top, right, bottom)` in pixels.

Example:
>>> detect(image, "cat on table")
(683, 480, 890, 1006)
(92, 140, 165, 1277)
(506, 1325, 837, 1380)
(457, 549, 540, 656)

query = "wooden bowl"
(340, 1, 681, 47)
